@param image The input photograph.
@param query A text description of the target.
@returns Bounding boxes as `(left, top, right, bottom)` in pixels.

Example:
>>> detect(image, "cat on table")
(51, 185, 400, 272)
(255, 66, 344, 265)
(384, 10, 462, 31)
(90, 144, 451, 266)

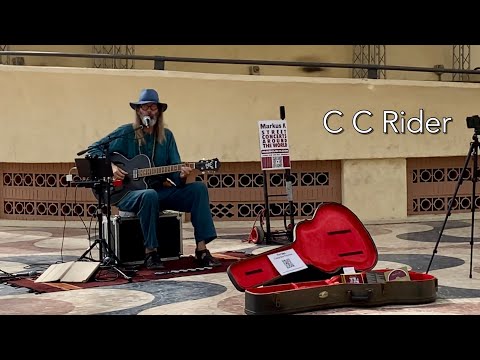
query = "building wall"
(1, 65, 479, 222)
(7, 45, 92, 68)
(343, 159, 407, 220)
(386, 45, 452, 81)
(5, 45, 456, 81)
(134, 45, 353, 78)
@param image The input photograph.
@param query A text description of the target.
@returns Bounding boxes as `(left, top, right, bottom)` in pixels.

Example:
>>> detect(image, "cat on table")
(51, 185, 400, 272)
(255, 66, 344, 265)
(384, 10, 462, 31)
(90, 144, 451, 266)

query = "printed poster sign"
(267, 248, 307, 276)
(258, 120, 291, 170)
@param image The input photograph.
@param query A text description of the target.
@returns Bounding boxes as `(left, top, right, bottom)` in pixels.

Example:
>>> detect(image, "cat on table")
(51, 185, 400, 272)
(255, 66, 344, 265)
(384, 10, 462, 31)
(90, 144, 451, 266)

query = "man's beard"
(148, 116, 157, 127)
(141, 115, 158, 128)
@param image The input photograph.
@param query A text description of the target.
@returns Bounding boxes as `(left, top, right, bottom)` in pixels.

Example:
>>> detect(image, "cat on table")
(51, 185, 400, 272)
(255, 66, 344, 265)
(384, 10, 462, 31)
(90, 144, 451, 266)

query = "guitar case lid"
(227, 202, 378, 292)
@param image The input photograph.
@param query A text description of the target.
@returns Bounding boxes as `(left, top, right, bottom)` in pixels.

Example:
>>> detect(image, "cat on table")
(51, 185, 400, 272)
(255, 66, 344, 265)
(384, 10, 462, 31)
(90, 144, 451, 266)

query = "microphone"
(142, 116, 151, 128)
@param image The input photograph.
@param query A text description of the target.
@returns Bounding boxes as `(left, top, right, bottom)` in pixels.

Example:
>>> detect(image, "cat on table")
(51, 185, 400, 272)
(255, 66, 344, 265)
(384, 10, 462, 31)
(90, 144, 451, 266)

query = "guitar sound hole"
(327, 229, 352, 235)
(339, 251, 363, 257)
(245, 269, 263, 275)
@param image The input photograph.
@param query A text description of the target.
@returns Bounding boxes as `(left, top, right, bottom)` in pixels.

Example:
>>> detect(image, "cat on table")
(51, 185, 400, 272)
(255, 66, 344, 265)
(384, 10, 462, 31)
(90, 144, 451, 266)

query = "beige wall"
(5, 45, 460, 81)
(471, 45, 480, 69)
(1, 65, 480, 222)
(135, 45, 353, 79)
(8, 45, 92, 68)
(1, 66, 479, 164)
(7, 45, 354, 77)
(343, 159, 407, 221)
(386, 45, 452, 81)
(470, 45, 480, 82)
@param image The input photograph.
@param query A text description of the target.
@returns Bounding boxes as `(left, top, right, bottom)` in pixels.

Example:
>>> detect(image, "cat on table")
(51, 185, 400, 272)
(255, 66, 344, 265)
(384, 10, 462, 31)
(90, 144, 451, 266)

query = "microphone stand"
(76, 146, 131, 281)
(75, 125, 144, 282)
(76, 124, 144, 157)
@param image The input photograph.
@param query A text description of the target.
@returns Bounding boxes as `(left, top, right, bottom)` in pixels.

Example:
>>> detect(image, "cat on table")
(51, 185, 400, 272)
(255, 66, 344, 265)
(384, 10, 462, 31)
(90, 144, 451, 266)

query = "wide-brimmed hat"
(129, 88, 168, 112)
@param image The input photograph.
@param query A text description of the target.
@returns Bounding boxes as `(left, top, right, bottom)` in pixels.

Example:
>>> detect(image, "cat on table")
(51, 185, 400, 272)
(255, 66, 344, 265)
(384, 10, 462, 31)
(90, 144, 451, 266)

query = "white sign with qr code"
(267, 248, 308, 276)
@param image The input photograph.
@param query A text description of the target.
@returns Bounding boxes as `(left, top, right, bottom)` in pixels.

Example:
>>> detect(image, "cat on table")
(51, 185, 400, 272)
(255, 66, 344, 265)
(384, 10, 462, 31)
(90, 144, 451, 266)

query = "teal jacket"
(87, 123, 183, 186)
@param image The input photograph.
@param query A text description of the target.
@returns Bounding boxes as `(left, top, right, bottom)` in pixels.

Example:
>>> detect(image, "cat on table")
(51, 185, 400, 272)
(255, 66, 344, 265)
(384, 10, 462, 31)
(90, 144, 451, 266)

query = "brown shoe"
(144, 251, 165, 270)
(195, 249, 222, 267)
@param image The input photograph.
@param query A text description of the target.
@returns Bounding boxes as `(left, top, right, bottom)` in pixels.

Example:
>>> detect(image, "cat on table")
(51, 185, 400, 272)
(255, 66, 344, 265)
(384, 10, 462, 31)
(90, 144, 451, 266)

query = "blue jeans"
(116, 182, 217, 250)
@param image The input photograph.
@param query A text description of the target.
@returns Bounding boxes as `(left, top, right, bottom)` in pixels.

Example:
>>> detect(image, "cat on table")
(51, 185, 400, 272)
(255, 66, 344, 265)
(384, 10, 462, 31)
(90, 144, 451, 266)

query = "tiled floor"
(1, 212, 480, 315)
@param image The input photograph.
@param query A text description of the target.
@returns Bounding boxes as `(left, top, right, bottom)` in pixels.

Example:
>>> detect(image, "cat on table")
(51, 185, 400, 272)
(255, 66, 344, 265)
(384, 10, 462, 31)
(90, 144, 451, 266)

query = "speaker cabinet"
(103, 211, 183, 265)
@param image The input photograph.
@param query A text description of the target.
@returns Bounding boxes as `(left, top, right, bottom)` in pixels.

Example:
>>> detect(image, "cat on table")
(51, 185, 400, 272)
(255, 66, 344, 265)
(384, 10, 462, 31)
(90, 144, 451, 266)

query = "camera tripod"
(426, 129, 480, 278)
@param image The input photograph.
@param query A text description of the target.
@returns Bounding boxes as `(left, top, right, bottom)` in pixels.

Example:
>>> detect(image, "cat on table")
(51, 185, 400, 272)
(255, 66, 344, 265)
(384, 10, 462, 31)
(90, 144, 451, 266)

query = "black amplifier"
(103, 211, 183, 265)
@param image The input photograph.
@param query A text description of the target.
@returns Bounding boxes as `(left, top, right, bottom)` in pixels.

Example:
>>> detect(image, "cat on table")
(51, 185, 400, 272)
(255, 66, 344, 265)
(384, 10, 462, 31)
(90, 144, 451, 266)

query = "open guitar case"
(227, 202, 438, 315)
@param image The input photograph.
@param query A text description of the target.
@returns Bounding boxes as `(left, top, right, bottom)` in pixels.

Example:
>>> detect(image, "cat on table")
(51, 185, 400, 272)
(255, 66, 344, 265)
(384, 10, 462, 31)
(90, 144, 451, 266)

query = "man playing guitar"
(86, 88, 221, 270)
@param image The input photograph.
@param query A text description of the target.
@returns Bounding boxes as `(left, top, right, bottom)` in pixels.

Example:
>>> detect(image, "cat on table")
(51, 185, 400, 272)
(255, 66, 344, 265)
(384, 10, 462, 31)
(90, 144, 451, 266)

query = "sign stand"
(257, 106, 295, 245)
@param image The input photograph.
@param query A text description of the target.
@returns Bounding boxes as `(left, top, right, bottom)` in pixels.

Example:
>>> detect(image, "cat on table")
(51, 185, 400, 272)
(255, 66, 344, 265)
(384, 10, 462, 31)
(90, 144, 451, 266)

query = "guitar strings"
(138, 132, 193, 171)
(137, 132, 198, 173)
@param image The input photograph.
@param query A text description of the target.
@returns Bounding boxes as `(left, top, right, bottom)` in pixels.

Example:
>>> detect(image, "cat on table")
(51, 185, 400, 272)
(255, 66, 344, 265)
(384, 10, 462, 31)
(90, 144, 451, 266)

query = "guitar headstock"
(195, 158, 221, 172)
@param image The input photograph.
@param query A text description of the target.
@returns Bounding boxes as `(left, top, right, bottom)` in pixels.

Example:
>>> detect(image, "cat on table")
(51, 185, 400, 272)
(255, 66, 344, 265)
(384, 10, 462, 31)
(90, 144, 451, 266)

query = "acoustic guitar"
(93, 152, 221, 205)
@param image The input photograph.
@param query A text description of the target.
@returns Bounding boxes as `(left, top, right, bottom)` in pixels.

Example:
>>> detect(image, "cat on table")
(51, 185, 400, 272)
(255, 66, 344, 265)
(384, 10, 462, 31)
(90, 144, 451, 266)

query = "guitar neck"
(137, 163, 194, 178)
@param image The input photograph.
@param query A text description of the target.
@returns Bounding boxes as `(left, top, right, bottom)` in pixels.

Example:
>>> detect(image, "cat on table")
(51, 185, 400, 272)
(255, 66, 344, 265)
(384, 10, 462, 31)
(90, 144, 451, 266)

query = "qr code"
(272, 155, 283, 168)
(282, 258, 295, 269)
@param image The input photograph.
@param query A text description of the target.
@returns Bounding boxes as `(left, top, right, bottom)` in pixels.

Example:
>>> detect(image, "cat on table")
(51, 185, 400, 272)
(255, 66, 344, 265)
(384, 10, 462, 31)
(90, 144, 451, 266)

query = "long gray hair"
(134, 111, 166, 146)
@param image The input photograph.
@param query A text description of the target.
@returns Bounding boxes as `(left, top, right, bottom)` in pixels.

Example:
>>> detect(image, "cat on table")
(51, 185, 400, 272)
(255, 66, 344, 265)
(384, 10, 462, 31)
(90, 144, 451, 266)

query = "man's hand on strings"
(179, 166, 193, 180)
(112, 164, 128, 180)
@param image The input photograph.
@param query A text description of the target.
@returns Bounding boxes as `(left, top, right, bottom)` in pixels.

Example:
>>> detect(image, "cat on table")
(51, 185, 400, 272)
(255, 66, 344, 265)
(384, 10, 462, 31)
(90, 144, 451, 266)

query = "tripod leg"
(94, 238, 133, 281)
(262, 170, 272, 244)
(78, 239, 102, 261)
(101, 244, 122, 266)
(111, 265, 132, 282)
(426, 141, 475, 273)
(100, 219, 123, 266)
(469, 142, 479, 278)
